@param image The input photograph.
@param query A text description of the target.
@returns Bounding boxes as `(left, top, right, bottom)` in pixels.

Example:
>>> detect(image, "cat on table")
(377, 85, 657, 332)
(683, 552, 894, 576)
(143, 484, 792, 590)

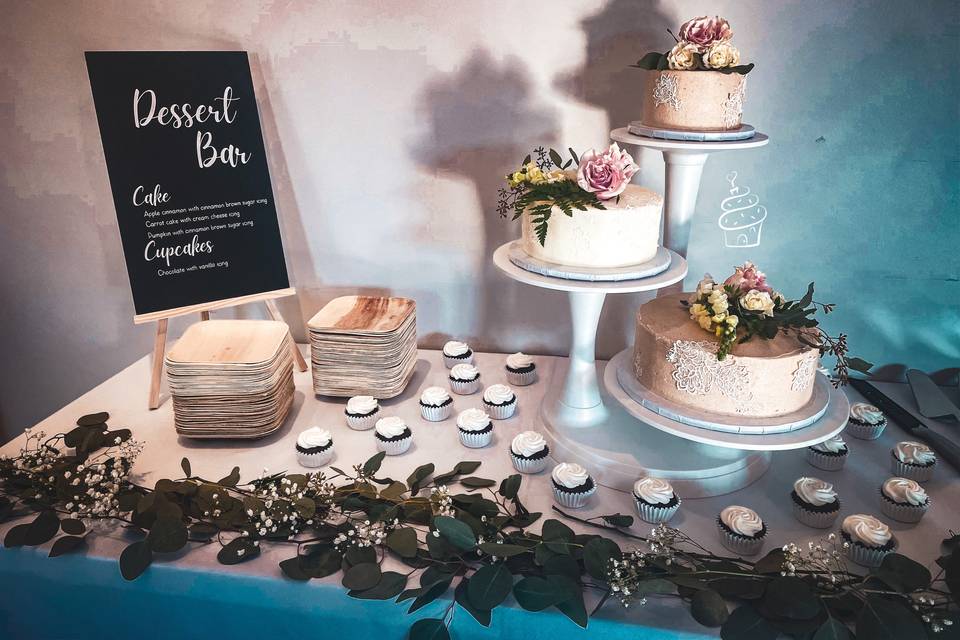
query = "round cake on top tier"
(632, 292, 820, 418)
(520, 184, 662, 269)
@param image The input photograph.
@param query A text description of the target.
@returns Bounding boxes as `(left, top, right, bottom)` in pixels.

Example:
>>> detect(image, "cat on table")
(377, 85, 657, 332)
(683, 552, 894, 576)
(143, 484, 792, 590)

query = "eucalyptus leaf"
(344, 544, 377, 568)
(498, 474, 522, 500)
(553, 574, 588, 628)
(812, 618, 852, 640)
(180, 457, 191, 478)
(873, 553, 932, 593)
(584, 537, 621, 580)
(468, 563, 513, 610)
(4, 523, 30, 548)
(720, 605, 778, 640)
(543, 554, 581, 581)
(119, 540, 153, 581)
(218, 466, 240, 487)
(434, 515, 476, 550)
(601, 513, 634, 528)
(24, 510, 60, 546)
(147, 516, 188, 553)
(217, 537, 259, 565)
(60, 518, 86, 536)
(455, 579, 492, 627)
(279, 556, 313, 581)
(460, 477, 496, 489)
(408, 618, 450, 640)
(406, 463, 435, 496)
(341, 562, 383, 591)
(762, 576, 820, 620)
(49, 535, 86, 558)
(408, 578, 452, 614)
(349, 571, 407, 600)
(386, 527, 419, 558)
(76, 411, 109, 426)
(363, 451, 387, 476)
(691, 589, 728, 627)
(478, 542, 528, 558)
(753, 548, 786, 574)
(513, 576, 567, 611)
(855, 595, 925, 640)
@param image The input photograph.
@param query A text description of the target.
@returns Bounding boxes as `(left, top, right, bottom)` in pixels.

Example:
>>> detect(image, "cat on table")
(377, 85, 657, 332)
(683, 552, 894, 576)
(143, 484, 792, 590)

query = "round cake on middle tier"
(632, 292, 820, 418)
(519, 184, 663, 269)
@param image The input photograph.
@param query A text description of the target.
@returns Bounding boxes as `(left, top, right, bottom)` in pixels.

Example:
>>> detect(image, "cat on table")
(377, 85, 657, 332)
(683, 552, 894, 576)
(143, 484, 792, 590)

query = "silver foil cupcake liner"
(377, 436, 412, 456)
(506, 369, 537, 387)
(458, 429, 493, 449)
(297, 448, 334, 468)
(552, 484, 596, 509)
(881, 495, 929, 523)
(634, 497, 680, 524)
(449, 378, 481, 395)
(792, 501, 840, 529)
(891, 458, 935, 483)
(805, 448, 847, 472)
(845, 420, 885, 440)
(484, 399, 517, 420)
(346, 411, 379, 431)
(717, 523, 766, 556)
(420, 403, 452, 422)
(845, 537, 897, 568)
(443, 353, 474, 369)
(510, 452, 549, 474)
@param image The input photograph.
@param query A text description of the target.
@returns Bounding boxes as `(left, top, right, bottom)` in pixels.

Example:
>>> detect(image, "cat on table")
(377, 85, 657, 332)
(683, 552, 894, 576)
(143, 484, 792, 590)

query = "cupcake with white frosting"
(505, 352, 537, 386)
(841, 514, 897, 567)
(551, 462, 596, 509)
(891, 441, 936, 482)
(509, 431, 550, 474)
(374, 416, 413, 455)
(449, 363, 481, 395)
(295, 427, 334, 468)
(632, 477, 680, 524)
(806, 435, 848, 472)
(345, 395, 380, 430)
(880, 477, 930, 523)
(846, 402, 886, 440)
(419, 386, 453, 422)
(442, 340, 474, 369)
(456, 408, 493, 448)
(716, 506, 767, 556)
(482, 384, 517, 419)
(791, 477, 841, 529)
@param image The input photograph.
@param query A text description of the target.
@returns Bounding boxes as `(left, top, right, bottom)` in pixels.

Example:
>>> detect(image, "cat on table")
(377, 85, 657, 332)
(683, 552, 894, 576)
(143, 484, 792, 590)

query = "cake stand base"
(537, 359, 771, 498)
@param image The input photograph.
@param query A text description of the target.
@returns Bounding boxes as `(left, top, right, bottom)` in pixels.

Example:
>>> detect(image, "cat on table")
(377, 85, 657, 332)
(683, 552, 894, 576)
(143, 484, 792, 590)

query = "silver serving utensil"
(907, 369, 960, 422)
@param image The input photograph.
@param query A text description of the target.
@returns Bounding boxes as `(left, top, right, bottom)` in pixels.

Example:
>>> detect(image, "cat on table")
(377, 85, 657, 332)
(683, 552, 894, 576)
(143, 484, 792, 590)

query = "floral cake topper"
(634, 16, 754, 74)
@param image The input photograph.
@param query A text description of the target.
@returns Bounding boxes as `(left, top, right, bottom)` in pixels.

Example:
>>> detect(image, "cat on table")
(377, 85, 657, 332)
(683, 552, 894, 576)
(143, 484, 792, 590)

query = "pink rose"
(723, 261, 772, 293)
(576, 143, 639, 200)
(678, 16, 733, 51)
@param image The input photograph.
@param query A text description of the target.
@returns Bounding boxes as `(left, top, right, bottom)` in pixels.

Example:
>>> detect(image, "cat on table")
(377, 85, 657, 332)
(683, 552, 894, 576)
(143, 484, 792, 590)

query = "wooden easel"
(139, 287, 308, 409)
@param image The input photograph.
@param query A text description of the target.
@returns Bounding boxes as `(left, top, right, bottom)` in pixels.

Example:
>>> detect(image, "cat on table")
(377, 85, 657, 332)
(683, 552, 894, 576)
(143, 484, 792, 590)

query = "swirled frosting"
(551, 462, 589, 489)
(450, 363, 480, 381)
(850, 402, 884, 425)
(633, 477, 675, 505)
(443, 340, 470, 357)
(297, 427, 332, 449)
(511, 431, 547, 457)
(346, 395, 378, 415)
(811, 435, 846, 454)
(420, 386, 450, 406)
(483, 384, 515, 405)
(720, 506, 763, 537)
(506, 352, 534, 370)
(374, 416, 408, 438)
(793, 477, 837, 506)
(893, 441, 936, 465)
(842, 514, 892, 547)
(456, 408, 491, 432)
(883, 477, 928, 506)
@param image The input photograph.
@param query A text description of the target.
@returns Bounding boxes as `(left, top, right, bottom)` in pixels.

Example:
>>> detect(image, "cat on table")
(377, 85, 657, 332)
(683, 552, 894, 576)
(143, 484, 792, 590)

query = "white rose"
(667, 42, 699, 70)
(740, 290, 775, 317)
(703, 42, 741, 69)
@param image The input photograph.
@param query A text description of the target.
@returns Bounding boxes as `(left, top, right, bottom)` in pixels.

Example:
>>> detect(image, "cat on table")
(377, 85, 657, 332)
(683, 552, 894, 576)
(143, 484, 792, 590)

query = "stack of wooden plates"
(308, 296, 417, 398)
(165, 320, 295, 439)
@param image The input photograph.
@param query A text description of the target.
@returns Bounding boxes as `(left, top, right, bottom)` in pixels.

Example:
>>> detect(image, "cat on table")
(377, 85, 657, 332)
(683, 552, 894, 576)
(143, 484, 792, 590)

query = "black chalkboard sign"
(85, 51, 290, 319)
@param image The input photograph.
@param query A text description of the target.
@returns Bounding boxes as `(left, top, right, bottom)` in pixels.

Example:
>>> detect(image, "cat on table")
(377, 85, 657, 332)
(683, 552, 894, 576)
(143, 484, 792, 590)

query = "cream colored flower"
(741, 289, 775, 317)
(707, 289, 729, 313)
(712, 313, 727, 323)
(695, 275, 715, 297)
(697, 313, 714, 331)
(667, 42, 699, 70)
(690, 303, 706, 318)
(725, 314, 739, 328)
(703, 41, 740, 69)
(545, 169, 567, 183)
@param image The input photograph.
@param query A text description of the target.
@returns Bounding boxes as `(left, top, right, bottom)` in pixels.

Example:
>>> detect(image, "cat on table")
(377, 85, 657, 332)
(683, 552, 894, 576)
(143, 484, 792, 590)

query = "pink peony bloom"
(724, 261, 772, 293)
(678, 16, 733, 51)
(576, 143, 639, 200)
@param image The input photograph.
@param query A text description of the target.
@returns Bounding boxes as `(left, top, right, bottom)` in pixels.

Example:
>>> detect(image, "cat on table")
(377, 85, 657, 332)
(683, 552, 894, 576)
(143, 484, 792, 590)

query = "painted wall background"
(0, 0, 957, 440)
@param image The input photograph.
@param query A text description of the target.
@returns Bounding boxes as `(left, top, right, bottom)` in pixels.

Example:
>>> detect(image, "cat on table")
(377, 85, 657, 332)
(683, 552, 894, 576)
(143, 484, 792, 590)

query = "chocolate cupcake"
(449, 363, 481, 395)
(505, 352, 537, 386)
(551, 463, 596, 509)
(442, 340, 474, 369)
(633, 477, 680, 524)
(841, 514, 897, 567)
(880, 477, 930, 523)
(509, 431, 549, 474)
(456, 408, 493, 448)
(806, 435, 848, 472)
(345, 396, 380, 431)
(791, 477, 841, 529)
(419, 386, 453, 422)
(482, 384, 517, 420)
(717, 506, 767, 556)
(891, 441, 936, 482)
(374, 416, 412, 455)
(295, 427, 334, 468)
(846, 402, 886, 440)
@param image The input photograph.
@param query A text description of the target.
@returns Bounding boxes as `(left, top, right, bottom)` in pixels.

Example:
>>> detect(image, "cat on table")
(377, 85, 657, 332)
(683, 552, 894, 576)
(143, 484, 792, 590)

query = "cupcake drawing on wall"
(718, 171, 766, 248)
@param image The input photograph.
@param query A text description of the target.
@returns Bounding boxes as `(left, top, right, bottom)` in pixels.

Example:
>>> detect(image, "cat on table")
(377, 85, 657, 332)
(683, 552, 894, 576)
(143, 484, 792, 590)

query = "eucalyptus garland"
(1, 413, 958, 639)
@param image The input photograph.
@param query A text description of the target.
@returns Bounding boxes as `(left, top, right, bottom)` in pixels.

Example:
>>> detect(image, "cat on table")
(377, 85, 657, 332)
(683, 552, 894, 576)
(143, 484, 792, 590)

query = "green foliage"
(632, 51, 754, 75)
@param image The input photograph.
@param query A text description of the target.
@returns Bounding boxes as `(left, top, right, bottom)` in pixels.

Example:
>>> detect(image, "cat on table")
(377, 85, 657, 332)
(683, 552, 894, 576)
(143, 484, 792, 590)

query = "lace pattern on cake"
(666, 340, 753, 410)
(791, 352, 818, 392)
(721, 77, 746, 129)
(653, 74, 681, 111)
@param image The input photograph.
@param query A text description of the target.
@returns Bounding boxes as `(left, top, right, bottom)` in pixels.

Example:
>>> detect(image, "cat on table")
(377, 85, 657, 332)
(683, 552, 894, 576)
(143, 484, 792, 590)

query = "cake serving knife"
(849, 378, 960, 471)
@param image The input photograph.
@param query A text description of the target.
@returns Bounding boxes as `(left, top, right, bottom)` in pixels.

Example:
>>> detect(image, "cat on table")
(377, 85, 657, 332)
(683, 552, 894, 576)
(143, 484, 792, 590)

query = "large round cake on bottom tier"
(632, 293, 820, 418)
(519, 184, 662, 269)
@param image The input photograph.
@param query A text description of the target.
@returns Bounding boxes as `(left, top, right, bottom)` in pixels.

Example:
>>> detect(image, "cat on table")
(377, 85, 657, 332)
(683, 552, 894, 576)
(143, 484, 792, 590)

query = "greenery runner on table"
(1, 412, 957, 639)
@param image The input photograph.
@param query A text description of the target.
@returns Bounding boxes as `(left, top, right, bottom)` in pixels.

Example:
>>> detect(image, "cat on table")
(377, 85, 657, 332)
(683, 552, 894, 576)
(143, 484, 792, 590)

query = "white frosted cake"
(520, 184, 662, 269)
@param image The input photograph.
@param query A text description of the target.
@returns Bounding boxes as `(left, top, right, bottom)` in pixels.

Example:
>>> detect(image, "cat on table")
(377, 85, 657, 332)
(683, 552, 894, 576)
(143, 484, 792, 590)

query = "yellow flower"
(715, 325, 724, 337)
(712, 313, 727, 324)
(697, 314, 714, 331)
(725, 314, 739, 328)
